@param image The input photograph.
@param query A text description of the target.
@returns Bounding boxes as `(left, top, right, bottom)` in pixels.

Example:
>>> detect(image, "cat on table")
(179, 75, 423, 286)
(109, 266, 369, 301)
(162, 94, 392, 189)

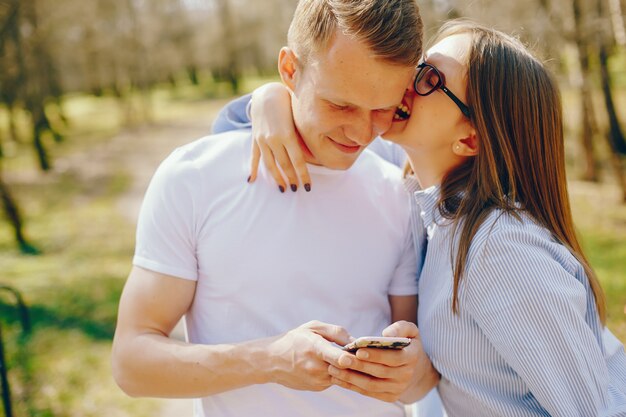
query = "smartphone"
(343, 336, 411, 353)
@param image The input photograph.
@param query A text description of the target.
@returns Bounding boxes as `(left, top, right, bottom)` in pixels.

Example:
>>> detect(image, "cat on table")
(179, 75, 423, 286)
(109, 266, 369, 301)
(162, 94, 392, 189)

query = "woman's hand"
(248, 82, 311, 192)
(328, 321, 440, 403)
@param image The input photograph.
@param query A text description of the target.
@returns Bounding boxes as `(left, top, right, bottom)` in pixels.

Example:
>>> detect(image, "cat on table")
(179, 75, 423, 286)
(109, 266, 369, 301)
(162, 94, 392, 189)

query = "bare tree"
(572, 0, 601, 181)
(18, 0, 65, 170)
(0, 0, 38, 253)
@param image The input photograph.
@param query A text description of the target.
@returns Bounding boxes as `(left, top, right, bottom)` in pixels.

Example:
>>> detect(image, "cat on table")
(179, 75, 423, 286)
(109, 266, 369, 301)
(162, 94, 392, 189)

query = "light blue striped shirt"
(405, 179, 626, 417)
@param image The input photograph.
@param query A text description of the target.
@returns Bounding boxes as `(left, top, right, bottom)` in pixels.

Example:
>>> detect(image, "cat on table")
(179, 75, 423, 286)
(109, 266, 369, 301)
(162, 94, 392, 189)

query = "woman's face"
(384, 34, 473, 157)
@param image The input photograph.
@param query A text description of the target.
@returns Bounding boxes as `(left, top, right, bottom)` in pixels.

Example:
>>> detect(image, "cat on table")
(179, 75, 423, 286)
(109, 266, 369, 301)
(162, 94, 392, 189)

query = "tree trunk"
(580, 88, 599, 181)
(598, 43, 626, 155)
(215, 0, 241, 94)
(595, 0, 626, 201)
(572, 0, 600, 181)
(187, 65, 199, 85)
(0, 324, 14, 417)
(608, 0, 626, 46)
(29, 98, 55, 170)
(8, 104, 19, 142)
(19, 0, 63, 167)
(0, 175, 38, 254)
(609, 151, 626, 201)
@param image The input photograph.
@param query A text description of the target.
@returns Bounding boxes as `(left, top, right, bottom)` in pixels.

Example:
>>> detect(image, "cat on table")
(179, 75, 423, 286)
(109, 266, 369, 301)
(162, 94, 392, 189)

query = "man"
(111, 1, 438, 415)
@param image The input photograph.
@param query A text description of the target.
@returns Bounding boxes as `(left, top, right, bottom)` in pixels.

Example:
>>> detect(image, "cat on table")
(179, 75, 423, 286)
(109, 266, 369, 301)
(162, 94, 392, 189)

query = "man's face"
(283, 31, 416, 170)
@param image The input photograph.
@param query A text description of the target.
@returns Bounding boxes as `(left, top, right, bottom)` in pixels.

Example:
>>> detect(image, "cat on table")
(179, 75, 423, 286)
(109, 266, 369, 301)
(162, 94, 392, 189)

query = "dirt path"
(53, 108, 222, 416)
(114, 120, 216, 224)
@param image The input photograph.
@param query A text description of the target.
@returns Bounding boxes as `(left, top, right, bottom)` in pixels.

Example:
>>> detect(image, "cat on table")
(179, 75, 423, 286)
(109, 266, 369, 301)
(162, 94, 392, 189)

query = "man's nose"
(344, 111, 380, 145)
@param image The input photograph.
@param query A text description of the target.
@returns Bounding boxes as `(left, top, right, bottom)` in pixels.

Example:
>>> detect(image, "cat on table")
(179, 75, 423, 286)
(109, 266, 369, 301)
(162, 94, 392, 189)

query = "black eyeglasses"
(414, 62, 471, 118)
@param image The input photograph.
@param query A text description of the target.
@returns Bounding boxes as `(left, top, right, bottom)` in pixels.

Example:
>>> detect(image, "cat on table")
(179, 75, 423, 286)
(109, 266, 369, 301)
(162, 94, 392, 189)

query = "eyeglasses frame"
(414, 62, 471, 118)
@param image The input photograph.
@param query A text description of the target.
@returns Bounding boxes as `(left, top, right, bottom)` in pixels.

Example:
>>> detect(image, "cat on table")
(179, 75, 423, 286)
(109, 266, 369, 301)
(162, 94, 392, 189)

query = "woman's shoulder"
(461, 208, 591, 319)
(467, 208, 582, 278)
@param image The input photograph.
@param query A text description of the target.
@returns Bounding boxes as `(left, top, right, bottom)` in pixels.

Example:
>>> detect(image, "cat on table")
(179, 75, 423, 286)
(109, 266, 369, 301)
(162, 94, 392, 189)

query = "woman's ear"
(278, 47, 298, 92)
(453, 130, 478, 156)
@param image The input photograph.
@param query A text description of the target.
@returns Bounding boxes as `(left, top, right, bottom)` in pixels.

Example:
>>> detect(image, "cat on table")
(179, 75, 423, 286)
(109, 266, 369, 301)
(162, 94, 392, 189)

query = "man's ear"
(452, 130, 478, 157)
(278, 47, 299, 92)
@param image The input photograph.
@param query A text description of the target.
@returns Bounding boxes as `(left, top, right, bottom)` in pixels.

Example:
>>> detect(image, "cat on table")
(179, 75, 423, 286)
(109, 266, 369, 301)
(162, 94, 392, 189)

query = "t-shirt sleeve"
(211, 94, 252, 133)
(387, 214, 419, 296)
(133, 149, 200, 281)
(464, 226, 609, 416)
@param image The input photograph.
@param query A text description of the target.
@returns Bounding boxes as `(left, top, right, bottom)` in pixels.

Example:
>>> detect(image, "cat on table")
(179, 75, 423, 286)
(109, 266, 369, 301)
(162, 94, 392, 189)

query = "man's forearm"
(112, 332, 275, 398)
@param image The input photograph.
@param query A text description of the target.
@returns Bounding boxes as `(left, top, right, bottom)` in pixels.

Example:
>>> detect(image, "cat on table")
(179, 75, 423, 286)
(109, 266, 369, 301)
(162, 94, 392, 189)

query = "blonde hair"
(287, 0, 423, 67)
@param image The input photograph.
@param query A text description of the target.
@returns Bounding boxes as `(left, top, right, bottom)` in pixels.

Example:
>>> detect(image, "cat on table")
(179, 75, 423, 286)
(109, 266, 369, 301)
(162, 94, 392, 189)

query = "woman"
(214, 20, 626, 416)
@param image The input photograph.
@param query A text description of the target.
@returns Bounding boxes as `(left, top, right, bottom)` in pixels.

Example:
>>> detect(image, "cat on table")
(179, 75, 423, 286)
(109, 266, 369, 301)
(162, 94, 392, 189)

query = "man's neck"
(297, 132, 321, 166)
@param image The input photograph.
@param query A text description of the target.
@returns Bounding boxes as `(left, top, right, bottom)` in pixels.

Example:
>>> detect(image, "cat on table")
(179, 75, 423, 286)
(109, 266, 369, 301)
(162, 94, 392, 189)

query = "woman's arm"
(211, 94, 252, 133)
(211, 82, 310, 192)
(465, 225, 610, 416)
(211, 82, 408, 190)
(247, 82, 310, 192)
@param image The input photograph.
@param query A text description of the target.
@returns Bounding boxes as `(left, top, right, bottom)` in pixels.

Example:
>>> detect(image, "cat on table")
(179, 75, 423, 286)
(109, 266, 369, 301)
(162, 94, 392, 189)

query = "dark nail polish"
(247, 175, 251, 183)
(279, 185, 285, 193)
(304, 183, 311, 192)
(290, 184, 297, 192)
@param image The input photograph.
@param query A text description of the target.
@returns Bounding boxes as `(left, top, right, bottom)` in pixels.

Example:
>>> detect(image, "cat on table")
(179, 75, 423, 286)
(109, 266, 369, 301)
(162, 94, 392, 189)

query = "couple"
(111, 0, 626, 416)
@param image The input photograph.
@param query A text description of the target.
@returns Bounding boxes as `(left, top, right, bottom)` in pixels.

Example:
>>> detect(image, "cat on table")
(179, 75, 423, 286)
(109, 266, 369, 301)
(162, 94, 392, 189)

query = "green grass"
(0, 169, 155, 417)
(569, 181, 626, 341)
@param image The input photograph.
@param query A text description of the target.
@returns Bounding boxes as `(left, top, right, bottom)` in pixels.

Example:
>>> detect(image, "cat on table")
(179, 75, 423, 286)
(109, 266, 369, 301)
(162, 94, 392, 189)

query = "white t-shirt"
(133, 130, 418, 417)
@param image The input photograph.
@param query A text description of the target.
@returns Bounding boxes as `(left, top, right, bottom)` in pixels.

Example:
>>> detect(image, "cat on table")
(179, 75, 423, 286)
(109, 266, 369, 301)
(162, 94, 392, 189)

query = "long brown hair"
(435, 21, 606, 323)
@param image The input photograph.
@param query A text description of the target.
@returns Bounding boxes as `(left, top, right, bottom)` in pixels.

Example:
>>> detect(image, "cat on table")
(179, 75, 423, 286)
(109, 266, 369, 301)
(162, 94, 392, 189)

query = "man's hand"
(327, 321, 439, 403)
(267, 320, 353, 391)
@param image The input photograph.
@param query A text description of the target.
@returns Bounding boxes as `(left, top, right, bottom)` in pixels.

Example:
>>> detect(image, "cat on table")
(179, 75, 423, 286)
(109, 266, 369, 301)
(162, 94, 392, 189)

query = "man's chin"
(318, 154, 361, 171)
(381, 119, 408, 143)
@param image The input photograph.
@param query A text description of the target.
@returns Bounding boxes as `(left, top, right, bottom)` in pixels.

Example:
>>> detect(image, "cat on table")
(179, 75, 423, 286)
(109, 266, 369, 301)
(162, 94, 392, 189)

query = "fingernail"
(279, 185, 285, 193)
(339, 356, 352, 367)
(304, 183, 311, 192)
(290, 184, 297, 192)
(358, 350, 369, 360)
(246, 175, 251, 183)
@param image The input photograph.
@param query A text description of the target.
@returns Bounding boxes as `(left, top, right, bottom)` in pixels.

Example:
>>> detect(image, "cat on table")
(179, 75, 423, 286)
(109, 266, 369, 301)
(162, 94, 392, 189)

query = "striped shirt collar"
(404, 175, 441, 229)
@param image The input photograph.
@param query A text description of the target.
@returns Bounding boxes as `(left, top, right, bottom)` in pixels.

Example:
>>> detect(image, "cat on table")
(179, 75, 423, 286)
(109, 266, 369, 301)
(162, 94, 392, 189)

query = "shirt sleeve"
(387, 213, 419, 296)
(133, 149, 200, 281)
(464, 225, 609, 416)
(211, 94, 252, 133)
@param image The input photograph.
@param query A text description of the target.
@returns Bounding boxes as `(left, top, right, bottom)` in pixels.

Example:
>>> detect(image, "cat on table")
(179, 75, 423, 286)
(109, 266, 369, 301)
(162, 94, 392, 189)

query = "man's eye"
(330, 103, 349, 110)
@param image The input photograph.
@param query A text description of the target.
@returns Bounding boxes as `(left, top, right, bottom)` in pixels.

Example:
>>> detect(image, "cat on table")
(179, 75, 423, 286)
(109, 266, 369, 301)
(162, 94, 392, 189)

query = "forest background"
(0, 0, 625, 416)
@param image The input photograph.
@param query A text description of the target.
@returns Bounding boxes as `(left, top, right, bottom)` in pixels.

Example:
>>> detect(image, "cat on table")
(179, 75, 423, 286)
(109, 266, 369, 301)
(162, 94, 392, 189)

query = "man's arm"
(390, 294, 417, 324)
(111, 266, 352, 398)
(329, 319, 439, 404)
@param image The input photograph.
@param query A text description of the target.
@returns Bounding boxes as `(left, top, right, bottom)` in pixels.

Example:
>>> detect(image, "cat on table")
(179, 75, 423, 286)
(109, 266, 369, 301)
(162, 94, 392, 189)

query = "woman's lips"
(393, 98, 412, 121)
